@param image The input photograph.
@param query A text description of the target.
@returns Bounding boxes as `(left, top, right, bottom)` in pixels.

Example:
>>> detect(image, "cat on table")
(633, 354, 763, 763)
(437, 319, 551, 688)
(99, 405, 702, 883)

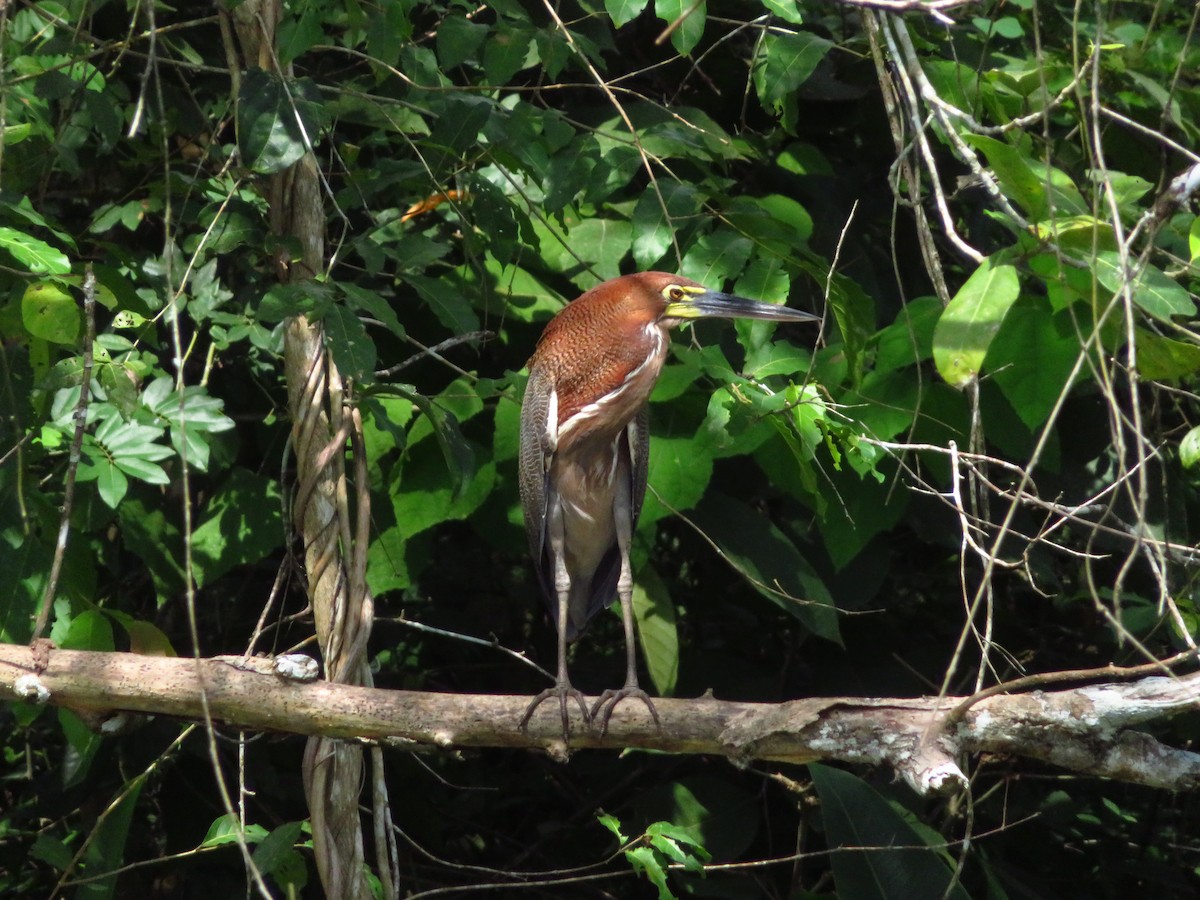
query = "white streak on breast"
(543, 387, 559, 458)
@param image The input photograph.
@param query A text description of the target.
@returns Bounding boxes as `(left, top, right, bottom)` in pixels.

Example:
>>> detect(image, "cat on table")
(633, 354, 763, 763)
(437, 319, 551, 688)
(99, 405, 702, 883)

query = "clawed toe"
(590, 686, 661, 736)
(519, 683, 591, 739)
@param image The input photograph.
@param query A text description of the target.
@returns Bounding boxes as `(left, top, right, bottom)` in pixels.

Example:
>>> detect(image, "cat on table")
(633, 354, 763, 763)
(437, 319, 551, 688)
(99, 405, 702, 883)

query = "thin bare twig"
(30, 266, 96, 644)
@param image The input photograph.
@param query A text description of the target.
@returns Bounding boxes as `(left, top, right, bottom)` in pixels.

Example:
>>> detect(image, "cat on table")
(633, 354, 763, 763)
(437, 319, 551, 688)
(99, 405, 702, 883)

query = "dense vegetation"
(3, 0, 1200, 896)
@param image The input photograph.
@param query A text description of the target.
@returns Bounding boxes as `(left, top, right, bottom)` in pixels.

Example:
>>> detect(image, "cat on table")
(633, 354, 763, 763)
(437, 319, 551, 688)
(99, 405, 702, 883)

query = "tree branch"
(6, 644, 1199, 795)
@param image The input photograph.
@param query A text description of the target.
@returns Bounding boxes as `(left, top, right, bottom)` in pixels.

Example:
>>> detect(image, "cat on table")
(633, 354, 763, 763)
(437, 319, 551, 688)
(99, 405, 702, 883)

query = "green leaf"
(809, 764, 971, 900)
(655, 0, 706, 55)
(1093, 251, 1196, 322)
(762, 0, 804, 22)
(437, 15, 488, 69)
(30, 835, 74, 871)
(22, 282, 79, 344)
(404, 273, 482, 335)
(873, 297, 941, 373)
(1180, 426, 1200, 470)
(1189, 216, 1200, 263)
(962, 133, 1087, 220)
(95, 460, 129, 508)
(598, 813, 627, 842)
(985, 299, 1080, 430)
(640, 435, 714, 526)
(817, 450, 909, 569)
(277, 4, 325, 64)
(59, 608, 114, 652)
(635, 778, 753, 860)
(1137, 330, 1200, 381)
(322, 304, 376, 382)
(251, 821, 305, 877)
(483, 24, 534, 84)
(680, 229, 753, 288)
(626, 846, 673, 900)
(632, 183, 698, 270)
(0, 226, 71, 274)
(688, 492, 840, 642)
(404, 384, 478, 499)
(113, 455, 170, 485)
(117, 618, 177, 656)
(237, 68, 326, 174)
(752, 31, 832, 110)
(606, 0, 651, 27)
(190, 469, 284, 588)
(429, 95, 493, 155)
(632, 565, 678, 696)
(933, 257, 1021, 388)
(76, 780, 144, 900)
(389, 435, 492, 538)
(118, 499, 187, 602)
(201, 814, 270, 848)
(540, 216, 634, 282)
(141, 379, 235, 472)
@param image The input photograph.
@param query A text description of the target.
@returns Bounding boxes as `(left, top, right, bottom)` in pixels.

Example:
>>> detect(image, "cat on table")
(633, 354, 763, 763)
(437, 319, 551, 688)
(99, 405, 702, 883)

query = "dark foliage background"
(2, 0, 1200, 896)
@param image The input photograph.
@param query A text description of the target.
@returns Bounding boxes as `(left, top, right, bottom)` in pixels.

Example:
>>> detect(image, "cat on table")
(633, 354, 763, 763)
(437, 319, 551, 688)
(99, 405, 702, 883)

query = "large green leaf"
(0, 226, 70, 274)
(190, 468, 284, 588)
(321, 304, 377, 382)
(1135, 329, 1200, 381)
(403, 273, 483, 335)
(688, 491, 840, 642)
(236, 69, 326, 174)
(632, 565, 678, 696)
(606, 0, 651, 27)
(76, 782, 144, 900)
(962, 133, 1088, 221)
(655, 0, 706, 55)
(22, 281, 79, 344)
(985, 298, 1080, 430)
(810, 764, 971, 900)
(933, 257, 1021, 388)
(436, 14, 488, 69)
(483, 24, 535, 84)
(1093, 251, 1196, 322)
(632, 182, 699, 270)
(752, 31, 832, 110)
(640, 434, 714, 526)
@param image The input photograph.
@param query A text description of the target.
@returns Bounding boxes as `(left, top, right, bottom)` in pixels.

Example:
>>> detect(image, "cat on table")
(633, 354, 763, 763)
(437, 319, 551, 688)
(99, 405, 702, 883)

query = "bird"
(517, 271, 821, 738)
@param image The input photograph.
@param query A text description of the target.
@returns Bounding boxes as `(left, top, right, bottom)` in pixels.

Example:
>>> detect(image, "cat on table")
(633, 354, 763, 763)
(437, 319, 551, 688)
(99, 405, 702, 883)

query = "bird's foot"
(518, 682, 591, 739)
(590, 685, 661, 737)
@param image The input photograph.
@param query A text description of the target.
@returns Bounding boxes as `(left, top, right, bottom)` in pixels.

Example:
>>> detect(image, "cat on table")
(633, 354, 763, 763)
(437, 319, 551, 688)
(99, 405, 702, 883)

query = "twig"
(30, 266, 96, 644)
(943, 647, 1200, 729)
(376, 330, 493, 378)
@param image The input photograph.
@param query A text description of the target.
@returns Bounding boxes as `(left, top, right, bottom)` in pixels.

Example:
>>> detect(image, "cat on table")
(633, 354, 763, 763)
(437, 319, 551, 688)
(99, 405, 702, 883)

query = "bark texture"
(6, 644, 1199, 794)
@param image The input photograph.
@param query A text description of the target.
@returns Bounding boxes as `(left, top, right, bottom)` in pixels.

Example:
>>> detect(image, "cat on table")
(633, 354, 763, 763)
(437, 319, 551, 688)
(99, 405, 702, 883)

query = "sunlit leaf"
(0, 227, 70, 274)
(933, 257, 1020, 388)
(1093, 251, 1196, 322)
(632, 565, 678, 696)
(22, 281, 79, 344)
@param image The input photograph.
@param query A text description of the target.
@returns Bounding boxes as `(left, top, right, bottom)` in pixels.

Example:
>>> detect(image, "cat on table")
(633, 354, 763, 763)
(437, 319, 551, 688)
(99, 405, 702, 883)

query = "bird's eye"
(667, 286, 685, 302)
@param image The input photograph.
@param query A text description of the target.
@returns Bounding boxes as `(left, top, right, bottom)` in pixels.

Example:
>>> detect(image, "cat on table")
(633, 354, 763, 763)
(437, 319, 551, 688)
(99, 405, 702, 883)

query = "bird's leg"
(591, 487, 661, 736)
(519, 508, 590, 739)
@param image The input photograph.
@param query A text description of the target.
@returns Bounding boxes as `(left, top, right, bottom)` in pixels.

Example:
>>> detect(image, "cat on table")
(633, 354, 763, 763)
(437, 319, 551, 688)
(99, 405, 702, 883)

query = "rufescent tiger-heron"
(518, 271, 820, 737)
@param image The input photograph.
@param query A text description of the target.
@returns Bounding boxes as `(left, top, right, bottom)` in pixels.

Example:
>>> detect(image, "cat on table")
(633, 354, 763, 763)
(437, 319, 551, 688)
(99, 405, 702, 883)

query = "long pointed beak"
(666, 290, 821, 323)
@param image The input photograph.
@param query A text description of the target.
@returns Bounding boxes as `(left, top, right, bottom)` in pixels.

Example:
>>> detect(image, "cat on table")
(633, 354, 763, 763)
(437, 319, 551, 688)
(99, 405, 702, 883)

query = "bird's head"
(628, 271, 821, 327)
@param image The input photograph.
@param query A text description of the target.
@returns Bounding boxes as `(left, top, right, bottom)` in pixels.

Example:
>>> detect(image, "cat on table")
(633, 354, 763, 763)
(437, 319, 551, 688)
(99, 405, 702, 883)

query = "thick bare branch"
(6, 644, 1198, 795)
